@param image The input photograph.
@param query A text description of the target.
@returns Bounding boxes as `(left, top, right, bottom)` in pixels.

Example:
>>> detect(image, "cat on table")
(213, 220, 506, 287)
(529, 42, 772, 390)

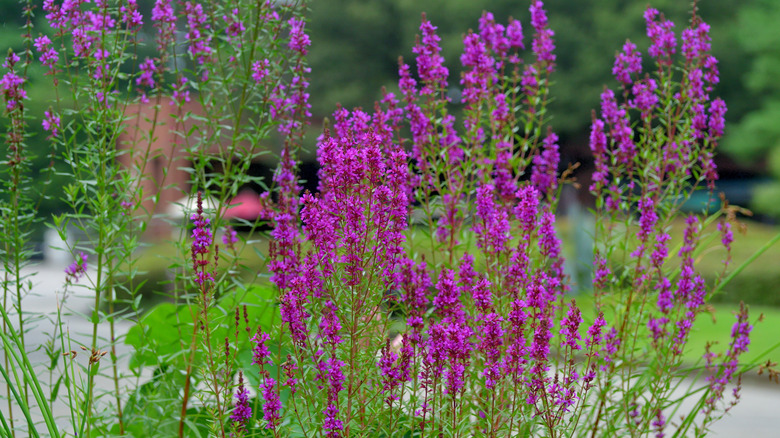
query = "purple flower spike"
(531, 131, 560, 196)
(645, 7, 677, 65)
(230, 372, 252, 429)
(190, 192, 214, 286)
(613, 40, 642, 86)
(261, 377, 281, 430)
(251, 330, 271, 366)
(530, 1, 556, 71)
(413, 15, 449, 95)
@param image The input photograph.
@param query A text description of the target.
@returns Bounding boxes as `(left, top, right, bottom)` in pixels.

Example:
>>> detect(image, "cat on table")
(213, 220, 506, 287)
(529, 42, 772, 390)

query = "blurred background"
(2, 0, 780, 307)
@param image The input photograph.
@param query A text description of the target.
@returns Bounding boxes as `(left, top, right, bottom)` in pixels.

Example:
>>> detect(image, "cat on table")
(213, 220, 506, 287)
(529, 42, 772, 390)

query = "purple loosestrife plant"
(3, 0, 772, 437)
(245, 4, 768, 438)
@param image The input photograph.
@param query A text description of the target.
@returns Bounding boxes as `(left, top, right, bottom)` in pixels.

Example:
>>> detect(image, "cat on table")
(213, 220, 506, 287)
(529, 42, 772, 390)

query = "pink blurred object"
(225, 190, 263, 220)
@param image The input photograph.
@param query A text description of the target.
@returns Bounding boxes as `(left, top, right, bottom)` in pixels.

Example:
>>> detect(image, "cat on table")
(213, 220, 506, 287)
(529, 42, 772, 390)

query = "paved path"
(2, 263, 779, 436)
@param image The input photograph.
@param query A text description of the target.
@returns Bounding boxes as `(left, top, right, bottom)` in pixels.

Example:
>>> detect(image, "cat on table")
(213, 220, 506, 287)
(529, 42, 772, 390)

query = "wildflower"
(151, 0, 176, 52)
(2, 53, 26, 112)
(185, 2, 213, 67)
(613, 40, 642, 86)
(560, 301, 583, 351)
(645, 8, 676, 64)
(136, 58, 156, 89)
(34, 36, 59, 70)
(506, 18, 524, 49)
(171, 76, 191, 106)
(630, 78, 658, 118)
(120, 0, 143, 29)
(530, 1, 556, 70)
(288, 17, 311, 55)
(708, 98, 727, 140)
(222, 225, 238, 251)
(190, 192, 214, 286)
(479, 312, 504, 389)
(531, 132, 560, 197)
(413, 15, 449, 95)
(474, 185, 511, 255)
(42, 110, 61, 137)
(681, 19, 711, 64)
(322, 404, 343, 437)
(251, 330, 271, 366)
(224, 8, 246, 43)
(282, 355, 299, 394)
(651, 409, 666, 438)
(251, 59, 270, 84)
(65, 252, 88, 283)
(261, 377, 281, 430)
(589, 118, 609, 192)
(230, 372, 252, 429)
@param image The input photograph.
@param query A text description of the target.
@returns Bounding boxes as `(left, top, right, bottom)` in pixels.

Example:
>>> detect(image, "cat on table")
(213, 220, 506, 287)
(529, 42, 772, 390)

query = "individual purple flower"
(719, 220, 733, 254)
(230, 372, 252, 429)
(34, 36, 59, 70)
(637, 197, 658, 242)
(478, 12, 508, 57)
(585, 312, 607, 351)
(471, 275, 493, 313)
(521, 64, 539, 96)
(378, 339, 401, 403)
(600, 89, 635, 165)
(224, 8, 246, 42)
(593, 255, 611, 289)
(252, 59, 270, 83)
(613, 40, 642, 86)
(538, 209, 565, 285)
(120, 0, 143, 29)
(704, 302, 751, 414)
(651, 232, 670, 270)
(136, 58, 156, 89)
(514, 185, 540, 236)
(65, 252, 88, 283)
(42, 110, 61, 137)
(600, 327, 620, 369)
(433, 269, 463, 321)
(630, 78, 658, 118)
